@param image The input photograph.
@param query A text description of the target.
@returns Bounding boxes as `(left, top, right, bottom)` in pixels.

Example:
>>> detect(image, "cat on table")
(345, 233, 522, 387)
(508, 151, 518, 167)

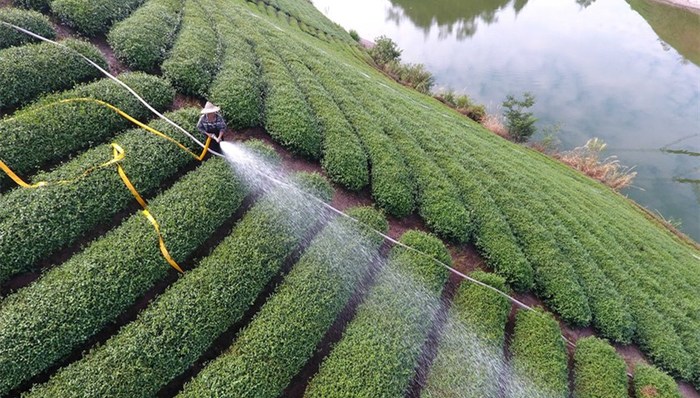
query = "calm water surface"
(313, 0, 700, 241)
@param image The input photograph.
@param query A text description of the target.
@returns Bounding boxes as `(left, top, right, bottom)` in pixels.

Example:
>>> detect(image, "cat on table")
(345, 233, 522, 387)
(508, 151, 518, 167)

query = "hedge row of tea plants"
(51, 0, 146, 36)
(270, 38, 369, 190)
(634, 364, 682, 398)
(573, 337, 628, 398)
(509, 309, 569, 398)
(354, 88, 472, 243)
(0, 72, 174, 192)
(0, 38, 105, 110)
(12, 0, 50, 12)
(305, 230, 450, 397)
(302, 55, 416, 217)
(466, 135, 698, 379)
(378, 96, 535, 289)
(179, 206, 388, 398)
(0, 7, 55, 49)
(207, 5, 263, 129)
(421, 272, 511, 398)
(161, 0, 221, 96)
(27, 171, 330, 398)
(0, 108, 197, 284)
(486, 167, 632, 339)
(253, 31, 322, 159)
(107, 0, 184, 71)
(249, 0, 350, 41)
(0, 158, 246, 395)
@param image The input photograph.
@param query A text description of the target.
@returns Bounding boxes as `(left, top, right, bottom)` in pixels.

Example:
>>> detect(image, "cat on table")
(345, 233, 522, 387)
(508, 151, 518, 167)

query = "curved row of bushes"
(253, 31, 322, 159)
(0, 7, 55, 49)
(26, 171, 330, 398)
(0, 72, 174, 192)
(51, 0, 146, 36)
(303, 55, 416, 217)
(161, 0, 221, 96)
(509, 309, 569, 398)
(178, 206, 388, 397)
(489, 170, 633, 341)
(0, 107, 196, 284)
(474, 138, 698, 380)
(208, 6, 263, 129)
(0, 38, 105, 110)
(379, 96, 535, 290)
(0, 158, 246, 395)
(573, 337, 628, 398)
(250, 0, 350, 41)
(360, 94, 472, 243)
(421, 271, 511, 398)
(107, 0, 184, 71)
(305, 230, 449, 397)
(272, 39, 369, 191)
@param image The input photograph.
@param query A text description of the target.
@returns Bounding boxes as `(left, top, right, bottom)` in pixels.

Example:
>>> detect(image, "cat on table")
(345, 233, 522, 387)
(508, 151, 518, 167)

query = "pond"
(312, 0, 700, 241)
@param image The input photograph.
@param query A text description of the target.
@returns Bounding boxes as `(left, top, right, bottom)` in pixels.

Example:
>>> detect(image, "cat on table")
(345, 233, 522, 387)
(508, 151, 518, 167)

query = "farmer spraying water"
(197, 101, 227, 154)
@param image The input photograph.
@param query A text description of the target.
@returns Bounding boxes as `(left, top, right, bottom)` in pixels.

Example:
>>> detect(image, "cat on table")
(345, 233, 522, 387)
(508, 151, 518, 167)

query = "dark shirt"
(197, 113, 227, 136)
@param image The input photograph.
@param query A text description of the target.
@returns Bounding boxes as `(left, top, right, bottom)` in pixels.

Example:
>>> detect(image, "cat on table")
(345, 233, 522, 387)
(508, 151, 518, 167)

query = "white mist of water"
(220, 141, 560, 397)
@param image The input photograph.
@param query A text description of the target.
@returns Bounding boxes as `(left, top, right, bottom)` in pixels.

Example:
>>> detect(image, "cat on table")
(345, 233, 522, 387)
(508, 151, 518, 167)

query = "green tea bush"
(0, 158, 246, 395)
(51, 0, 146, 36)
(0, 72, 175, 193)
(26, 171, 326, 398)
(573, 337, 628, 398)
(303, 56, 414, 214)
(291, 171, 334, 202)
(510, 309, 569, 398)
(633, 364, 682, 398)
(257, 39, 322, 159)
(209, 20, 262, 129)
(306, 230, 449, 397)
(283, 52, 369, 190)
(107, 0, 184, 71)
(0, 8, 55, 49)
(0, 39, 106, 110)
(162, 0, 221, 96)
(352, 81, 471, 242)
(241, 138, 281, 166)
(0, 108, 197, 284)
(422, 272, 511, 398)
(377, 96, 534, 290)
(179, 206, 387, 398)
(12, 0, 50, 12)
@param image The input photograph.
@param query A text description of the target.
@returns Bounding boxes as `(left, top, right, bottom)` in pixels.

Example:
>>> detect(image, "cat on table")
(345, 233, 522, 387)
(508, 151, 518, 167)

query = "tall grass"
(558, 138, 637, 190)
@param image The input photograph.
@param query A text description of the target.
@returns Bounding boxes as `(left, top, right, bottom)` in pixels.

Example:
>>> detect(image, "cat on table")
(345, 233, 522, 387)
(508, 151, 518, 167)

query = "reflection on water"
(386, 0, 515, 40)
(627, 0, 700, 67)
(313, 0, 700, 240)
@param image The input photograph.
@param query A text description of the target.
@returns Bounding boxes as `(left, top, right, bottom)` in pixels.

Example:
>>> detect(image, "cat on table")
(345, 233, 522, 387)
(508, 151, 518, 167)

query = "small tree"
(502, 92, 537, 142)
(369, 35, 402, 67)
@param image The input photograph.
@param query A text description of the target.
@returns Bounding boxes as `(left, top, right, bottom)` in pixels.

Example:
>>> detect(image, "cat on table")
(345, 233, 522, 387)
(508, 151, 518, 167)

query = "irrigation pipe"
(0, 21, 223, 158)
(3, 19, 578, 348)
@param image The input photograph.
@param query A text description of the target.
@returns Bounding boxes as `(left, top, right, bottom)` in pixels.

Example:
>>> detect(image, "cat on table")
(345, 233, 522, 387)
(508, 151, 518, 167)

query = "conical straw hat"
(200, 101, 220, 114)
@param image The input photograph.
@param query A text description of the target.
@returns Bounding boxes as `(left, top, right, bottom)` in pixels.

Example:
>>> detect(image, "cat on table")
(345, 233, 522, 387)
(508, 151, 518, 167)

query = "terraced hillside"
(0, 0, 698, 397)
